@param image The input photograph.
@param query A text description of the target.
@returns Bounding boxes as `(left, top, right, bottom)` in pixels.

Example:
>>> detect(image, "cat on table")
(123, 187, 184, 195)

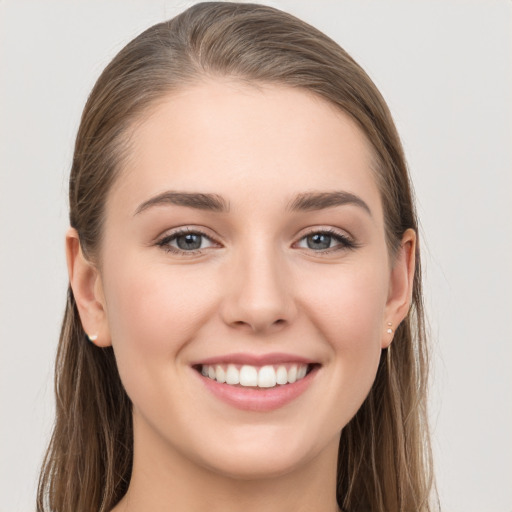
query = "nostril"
(233, 320, 250, 327)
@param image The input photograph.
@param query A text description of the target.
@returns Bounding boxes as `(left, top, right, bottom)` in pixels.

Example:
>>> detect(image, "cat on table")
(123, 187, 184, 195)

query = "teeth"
(288, 365, 297, 383)
(297, 365, 307, 380)
(215, 365, 226, 383)
(200, 363, 310, 388)
(276, 365, 288, 385)
(226, 364, 240, 385)
(240, 365, 258, 386)
(258, 365, 276, 388)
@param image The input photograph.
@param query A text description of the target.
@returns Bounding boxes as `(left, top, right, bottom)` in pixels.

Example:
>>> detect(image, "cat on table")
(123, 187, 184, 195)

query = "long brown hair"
(38, 3, 435, 511)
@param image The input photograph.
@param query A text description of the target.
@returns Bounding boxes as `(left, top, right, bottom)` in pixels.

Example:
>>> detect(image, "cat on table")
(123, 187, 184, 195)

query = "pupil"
(177, 233, 202, 250)
(307, 233, 331, 250)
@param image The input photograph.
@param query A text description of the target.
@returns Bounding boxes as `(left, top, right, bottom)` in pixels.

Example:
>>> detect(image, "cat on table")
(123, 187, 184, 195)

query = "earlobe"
(66, 227, 111, 347)
(382, 228, 416, 348)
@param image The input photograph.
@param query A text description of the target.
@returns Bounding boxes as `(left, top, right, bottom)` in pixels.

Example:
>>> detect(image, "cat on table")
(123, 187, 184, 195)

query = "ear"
(382, 228, 416, 348)
(66, 227, 111, 347)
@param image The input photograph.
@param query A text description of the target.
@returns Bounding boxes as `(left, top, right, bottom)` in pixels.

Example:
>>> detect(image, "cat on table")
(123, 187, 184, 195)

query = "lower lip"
(195, 367, 319, 412)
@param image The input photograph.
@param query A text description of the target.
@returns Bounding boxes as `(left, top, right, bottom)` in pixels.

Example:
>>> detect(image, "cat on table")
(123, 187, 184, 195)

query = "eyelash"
(156, 228, 217, 255)
(294, 228, 358, 254)
(156, 227, 358, 255)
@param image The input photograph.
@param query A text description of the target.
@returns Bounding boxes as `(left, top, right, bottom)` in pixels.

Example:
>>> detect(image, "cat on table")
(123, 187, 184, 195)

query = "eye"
(295, 229, 356, 252)
(157, 229, 218, 254)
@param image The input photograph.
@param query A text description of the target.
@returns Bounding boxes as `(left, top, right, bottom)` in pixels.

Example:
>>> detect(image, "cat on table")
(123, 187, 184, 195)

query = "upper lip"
(191, 352, 318, 367)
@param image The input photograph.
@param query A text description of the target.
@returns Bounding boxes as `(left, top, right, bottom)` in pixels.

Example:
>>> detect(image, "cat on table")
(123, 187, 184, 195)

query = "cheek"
(101, 255, 219, 375)
(299, 260, 388, 406)
(100, 257, 225, 434)
(302, 262, 389, 348)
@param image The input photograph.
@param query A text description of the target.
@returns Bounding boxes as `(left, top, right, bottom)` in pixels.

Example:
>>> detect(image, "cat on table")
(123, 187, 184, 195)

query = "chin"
(201, 450, 310, 481)
(190, 423, 335, 481)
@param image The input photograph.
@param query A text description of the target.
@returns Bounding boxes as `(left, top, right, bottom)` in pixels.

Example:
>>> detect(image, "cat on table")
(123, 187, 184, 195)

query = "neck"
(112, 416, 341, 512)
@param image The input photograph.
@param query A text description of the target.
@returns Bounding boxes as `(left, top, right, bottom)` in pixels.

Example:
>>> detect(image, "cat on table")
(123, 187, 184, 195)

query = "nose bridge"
(222, 235, 295, 332)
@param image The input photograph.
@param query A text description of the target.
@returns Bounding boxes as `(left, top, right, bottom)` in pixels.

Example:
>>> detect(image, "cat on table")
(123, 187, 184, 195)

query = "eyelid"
(154, 225, 359, 256)
(156, 226, 222, 255)
(293, 227, 359, 252)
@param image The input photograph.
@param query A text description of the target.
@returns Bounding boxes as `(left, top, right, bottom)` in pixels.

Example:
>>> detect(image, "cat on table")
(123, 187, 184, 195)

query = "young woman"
(37, 3, 435, 511)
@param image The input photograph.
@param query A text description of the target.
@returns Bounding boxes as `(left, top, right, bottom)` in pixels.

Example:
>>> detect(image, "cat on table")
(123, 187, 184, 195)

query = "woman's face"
(81, 80, 413, 478)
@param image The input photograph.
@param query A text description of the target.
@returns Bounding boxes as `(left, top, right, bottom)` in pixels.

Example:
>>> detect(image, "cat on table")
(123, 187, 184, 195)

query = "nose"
(220, 244, 297, 334)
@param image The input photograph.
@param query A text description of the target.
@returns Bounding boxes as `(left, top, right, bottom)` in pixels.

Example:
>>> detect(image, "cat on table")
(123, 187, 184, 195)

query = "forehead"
(111, 80, 383, 220)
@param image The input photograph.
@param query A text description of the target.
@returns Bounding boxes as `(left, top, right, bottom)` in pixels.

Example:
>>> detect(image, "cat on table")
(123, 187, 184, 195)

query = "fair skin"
(67, 80, 415, 512)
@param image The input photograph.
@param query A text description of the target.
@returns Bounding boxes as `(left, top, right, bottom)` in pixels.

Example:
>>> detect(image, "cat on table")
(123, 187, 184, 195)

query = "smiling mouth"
(194, 363, 318, 389)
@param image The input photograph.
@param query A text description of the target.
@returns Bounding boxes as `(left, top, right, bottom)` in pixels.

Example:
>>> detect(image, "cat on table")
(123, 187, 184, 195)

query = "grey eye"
(305, 233, 332, 250)
(159, 230, 217, 253)
(175, 233, 204, 250)
(296, 230, 355, 252)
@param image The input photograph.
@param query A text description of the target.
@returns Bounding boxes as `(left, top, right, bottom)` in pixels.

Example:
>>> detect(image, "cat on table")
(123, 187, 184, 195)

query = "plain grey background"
(1, 1, 511, 510)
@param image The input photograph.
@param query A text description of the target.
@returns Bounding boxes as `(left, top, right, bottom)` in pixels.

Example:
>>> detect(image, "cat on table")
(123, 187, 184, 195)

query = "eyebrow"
(134, 191, 230, 215)
(288, 191, 372, 216)
(134, 189, 371, 217)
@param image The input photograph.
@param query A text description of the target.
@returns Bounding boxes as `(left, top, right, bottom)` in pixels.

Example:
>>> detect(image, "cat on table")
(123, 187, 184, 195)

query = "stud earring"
(87, 333, 98, 342)
(386, 322, 393, 334)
